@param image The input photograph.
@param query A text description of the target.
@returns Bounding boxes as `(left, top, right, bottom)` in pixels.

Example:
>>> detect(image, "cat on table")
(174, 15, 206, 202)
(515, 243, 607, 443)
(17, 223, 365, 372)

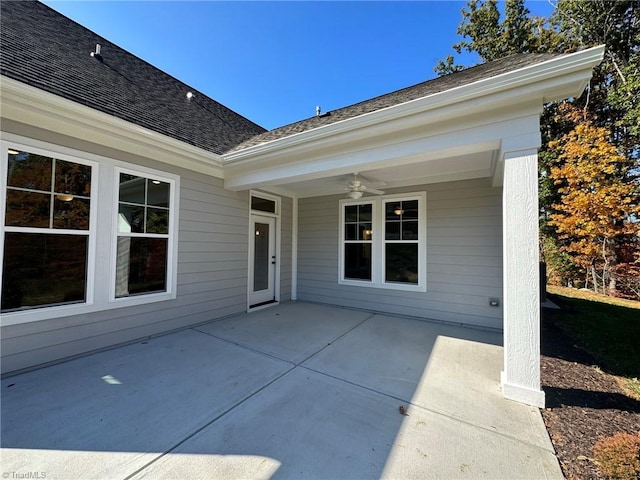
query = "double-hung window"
(1, 148, 95, 312)
(1, 135, 179, 324)
(339, 192, 426, 291)
(384, 199, 420, 285)
(343, 202, 374, 281)
(115, 171, 172, 298)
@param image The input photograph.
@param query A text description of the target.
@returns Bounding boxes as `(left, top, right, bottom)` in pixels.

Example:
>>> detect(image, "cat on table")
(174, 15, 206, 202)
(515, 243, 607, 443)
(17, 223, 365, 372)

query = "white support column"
(501, 149, 545, 407)
(291, 196, 298, 301)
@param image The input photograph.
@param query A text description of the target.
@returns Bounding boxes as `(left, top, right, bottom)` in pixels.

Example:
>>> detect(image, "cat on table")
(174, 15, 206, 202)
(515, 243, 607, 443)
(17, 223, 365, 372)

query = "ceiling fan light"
(56, 193, 74, 202)
(347, 190, 363, 199)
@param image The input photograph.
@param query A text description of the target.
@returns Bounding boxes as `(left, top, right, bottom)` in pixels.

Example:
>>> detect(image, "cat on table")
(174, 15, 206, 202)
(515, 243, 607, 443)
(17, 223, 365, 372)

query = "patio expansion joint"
(294, 313, 377, 366)
(189, 313, 376, 368)
(188, 326, 298, 367)
(298, 363, 555, 455)
(122, 362, 298, 480)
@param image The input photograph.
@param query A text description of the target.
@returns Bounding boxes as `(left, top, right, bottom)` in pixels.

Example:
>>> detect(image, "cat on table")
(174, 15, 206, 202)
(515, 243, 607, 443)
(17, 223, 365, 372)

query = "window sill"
(0, 291, 177, 327)
(338, 278, 426, 293)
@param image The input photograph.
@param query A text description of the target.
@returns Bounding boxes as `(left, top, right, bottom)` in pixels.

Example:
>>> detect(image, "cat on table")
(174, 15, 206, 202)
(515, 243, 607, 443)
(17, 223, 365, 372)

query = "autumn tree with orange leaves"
(548, 110, 640, 294)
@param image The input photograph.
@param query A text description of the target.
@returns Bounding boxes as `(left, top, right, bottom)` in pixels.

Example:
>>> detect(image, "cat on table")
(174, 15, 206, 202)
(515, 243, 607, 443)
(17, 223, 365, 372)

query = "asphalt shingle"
(1, 1, 560, 157)
(227, 52, 558, 153)
(0, 0, 266, 155)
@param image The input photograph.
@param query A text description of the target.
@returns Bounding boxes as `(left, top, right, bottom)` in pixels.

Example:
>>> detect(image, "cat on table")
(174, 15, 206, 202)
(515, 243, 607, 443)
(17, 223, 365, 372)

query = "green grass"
(547, 286, 640, 379)
(624, 377, 640, 399)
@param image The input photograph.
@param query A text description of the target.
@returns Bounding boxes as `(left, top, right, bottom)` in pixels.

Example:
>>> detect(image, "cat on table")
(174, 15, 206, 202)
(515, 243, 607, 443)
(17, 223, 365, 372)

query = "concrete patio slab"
(379, 401, 564, 480)
(303, 313, 554, 451)
(132, 368, 560, 480)
(411, 333, 555, 452)
(1, 302, 562, 479)
(1, 329, 291, 479)
(302, 313, 501, 401)
(195, 302, 371, 363)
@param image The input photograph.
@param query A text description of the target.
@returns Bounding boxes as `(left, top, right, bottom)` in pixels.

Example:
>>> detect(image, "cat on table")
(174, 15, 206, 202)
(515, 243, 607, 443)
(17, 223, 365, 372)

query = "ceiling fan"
(345, 173, 385, 199)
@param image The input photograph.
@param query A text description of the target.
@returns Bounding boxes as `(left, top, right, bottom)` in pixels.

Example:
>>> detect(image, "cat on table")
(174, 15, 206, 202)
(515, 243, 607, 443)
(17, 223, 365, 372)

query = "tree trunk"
(601, 238, 609, 296)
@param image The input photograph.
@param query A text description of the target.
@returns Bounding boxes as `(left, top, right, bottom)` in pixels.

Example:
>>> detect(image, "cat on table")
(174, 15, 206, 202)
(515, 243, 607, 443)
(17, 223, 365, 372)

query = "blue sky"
(42, 1, 555, 130)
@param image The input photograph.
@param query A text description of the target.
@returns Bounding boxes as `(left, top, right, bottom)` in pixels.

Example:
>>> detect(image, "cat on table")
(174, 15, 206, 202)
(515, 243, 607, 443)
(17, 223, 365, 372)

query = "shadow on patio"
(1, 302, 562, 479)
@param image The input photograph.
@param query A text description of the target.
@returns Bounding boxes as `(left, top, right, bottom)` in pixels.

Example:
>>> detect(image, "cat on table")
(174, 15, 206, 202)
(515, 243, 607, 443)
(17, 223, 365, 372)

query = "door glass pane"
(1, 232, 88, 312)
(115, 237, 167, 297)
(385, 243, 418, 284)
(344, 243, 372, 280)
(251, 196, 276, 213)
(253, 222, 270, 291)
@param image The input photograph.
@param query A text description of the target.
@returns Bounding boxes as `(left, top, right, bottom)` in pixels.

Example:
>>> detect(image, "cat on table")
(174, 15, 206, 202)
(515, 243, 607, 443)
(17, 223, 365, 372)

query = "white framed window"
(112, 168, 175, 300)
(341, 200, 376, 283)
(1, 144, 97, 313)
(250, 192, 279, 215)
(0, 133, 179, 326)
(339, 192, 426, 292)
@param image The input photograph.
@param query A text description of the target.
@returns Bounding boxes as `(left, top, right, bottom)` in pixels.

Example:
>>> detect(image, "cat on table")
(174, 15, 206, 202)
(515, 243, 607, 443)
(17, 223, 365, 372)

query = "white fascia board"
(224, 109, 541, 191)
(223, 45, 604, 166)
(0, 76, 225, 178)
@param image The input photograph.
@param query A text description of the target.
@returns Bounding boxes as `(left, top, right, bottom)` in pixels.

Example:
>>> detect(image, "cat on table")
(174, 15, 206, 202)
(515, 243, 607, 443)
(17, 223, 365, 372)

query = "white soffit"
(279, 151, 497, 198)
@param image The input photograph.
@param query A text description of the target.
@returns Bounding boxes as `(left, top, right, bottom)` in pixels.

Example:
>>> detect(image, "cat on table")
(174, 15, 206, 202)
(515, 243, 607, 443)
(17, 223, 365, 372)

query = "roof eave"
(0, 76, 226, 178)
(223, 46, 605, 165)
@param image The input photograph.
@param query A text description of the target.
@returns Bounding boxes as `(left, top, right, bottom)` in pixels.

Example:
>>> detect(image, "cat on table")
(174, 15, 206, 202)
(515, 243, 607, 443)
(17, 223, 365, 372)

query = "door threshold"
(248, 300, 278, 311)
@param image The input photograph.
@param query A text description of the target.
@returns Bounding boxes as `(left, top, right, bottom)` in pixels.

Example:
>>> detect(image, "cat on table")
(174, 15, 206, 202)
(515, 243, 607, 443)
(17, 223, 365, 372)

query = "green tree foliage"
(434, 0, 565, 75)
(436, 0, 640, 295)
(548, 107, 640, 293)
(554, 0, 639, 158)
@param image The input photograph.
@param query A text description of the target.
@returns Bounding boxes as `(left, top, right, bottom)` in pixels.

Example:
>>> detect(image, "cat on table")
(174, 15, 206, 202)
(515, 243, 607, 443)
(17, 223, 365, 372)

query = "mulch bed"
(540, 311, 640, 479)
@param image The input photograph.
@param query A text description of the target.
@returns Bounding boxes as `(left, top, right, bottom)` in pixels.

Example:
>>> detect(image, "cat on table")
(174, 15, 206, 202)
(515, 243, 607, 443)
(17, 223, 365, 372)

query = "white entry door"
(249, 215, 276, 307)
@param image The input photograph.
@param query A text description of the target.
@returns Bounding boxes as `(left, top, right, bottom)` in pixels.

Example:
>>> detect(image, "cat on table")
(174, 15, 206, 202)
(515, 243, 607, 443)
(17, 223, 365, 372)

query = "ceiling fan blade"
(358, 173, 386, 188)
(343, 172, 384, 196)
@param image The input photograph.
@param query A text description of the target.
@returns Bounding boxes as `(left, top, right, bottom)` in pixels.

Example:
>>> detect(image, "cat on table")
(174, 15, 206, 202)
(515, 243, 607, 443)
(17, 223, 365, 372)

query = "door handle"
(271, 256, 276, 265)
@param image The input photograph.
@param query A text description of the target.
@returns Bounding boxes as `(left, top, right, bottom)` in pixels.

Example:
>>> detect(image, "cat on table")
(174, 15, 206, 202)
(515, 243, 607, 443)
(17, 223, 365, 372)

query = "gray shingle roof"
(0, 0, 266, 155)
(1, 1, 559, 158)
(227, 52, 558, 153)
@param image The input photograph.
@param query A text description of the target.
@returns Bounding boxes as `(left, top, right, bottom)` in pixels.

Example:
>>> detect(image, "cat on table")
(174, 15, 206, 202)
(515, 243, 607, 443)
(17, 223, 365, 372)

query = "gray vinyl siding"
(279, 196, 293, 302)
(1, 122, 252, 375)
(297, 178, 504, 330)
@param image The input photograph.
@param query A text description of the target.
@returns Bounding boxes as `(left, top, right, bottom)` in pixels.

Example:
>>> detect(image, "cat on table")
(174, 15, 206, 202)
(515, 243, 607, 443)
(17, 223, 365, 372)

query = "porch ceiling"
(223, 47, 604, 198)
(264, 149, 497, 198)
